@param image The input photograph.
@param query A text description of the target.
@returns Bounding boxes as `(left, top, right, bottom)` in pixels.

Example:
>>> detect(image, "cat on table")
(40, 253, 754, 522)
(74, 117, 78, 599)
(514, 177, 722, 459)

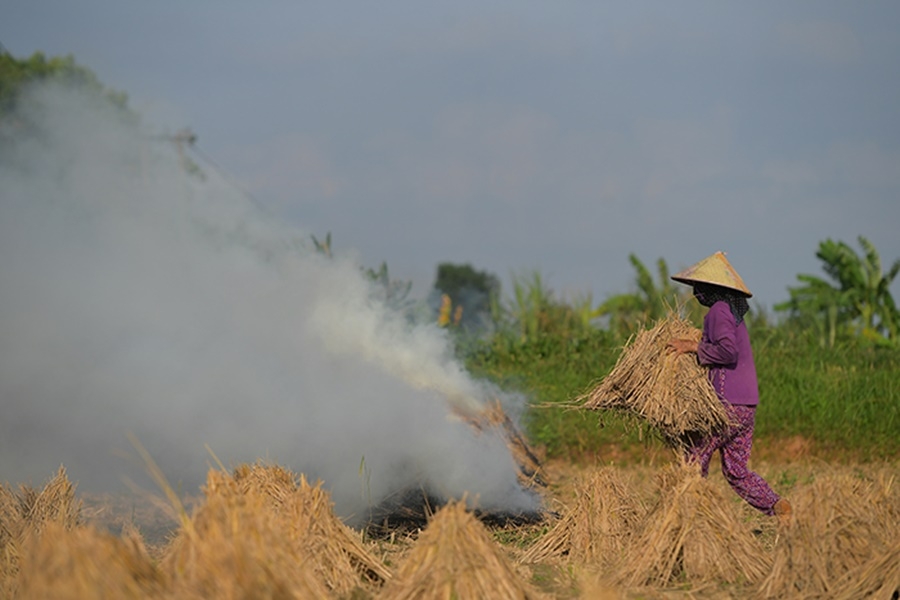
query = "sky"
(5, 2, 900, 310)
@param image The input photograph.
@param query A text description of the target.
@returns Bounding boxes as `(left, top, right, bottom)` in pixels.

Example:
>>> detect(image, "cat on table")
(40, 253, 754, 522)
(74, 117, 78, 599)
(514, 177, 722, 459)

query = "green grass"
(465, 326, 900, 462)
(753, 336, 900, 460)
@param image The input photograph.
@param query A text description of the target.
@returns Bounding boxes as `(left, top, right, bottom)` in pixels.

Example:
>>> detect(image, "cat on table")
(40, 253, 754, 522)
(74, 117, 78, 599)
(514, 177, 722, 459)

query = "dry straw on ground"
(832, 539, 900, 600)
(613, 461, 770, 589)
(159, 469, 331, 599)
(576, 312, 729, 443)
(377, 500, 546, 600)
(0, 466, 83, 597)
(160, 462, 389, 598)
(757, 471, 899, 599)
(520, 466, 646, 567)
(14, 521, 165, 599)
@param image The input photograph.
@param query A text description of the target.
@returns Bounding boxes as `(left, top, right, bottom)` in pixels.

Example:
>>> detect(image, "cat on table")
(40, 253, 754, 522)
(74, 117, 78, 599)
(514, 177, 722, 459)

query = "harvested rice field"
(2, 455, 898, 599)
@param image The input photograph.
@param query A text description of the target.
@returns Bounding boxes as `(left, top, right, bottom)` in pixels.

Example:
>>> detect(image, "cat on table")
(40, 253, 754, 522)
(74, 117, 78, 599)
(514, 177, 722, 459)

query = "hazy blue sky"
(6, 1, 900, 309)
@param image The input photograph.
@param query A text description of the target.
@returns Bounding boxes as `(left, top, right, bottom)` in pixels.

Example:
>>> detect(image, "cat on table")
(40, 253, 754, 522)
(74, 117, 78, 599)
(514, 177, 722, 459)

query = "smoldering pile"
(364, 400, 549, 537)
(576, 311, 730, 444)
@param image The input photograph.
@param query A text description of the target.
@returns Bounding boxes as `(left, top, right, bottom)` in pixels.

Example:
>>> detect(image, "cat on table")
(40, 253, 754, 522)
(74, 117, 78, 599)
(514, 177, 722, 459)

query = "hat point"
(670, 251, 752, 297)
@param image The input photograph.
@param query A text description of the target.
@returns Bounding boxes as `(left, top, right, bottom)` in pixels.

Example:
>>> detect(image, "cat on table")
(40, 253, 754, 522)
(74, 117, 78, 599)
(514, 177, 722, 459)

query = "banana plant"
(776, 236, 900, 345)
(596, 254, 694, 334)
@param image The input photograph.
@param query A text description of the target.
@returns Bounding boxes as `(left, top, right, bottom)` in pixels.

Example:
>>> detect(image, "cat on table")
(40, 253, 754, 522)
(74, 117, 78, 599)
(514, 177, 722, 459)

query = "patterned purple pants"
(686, 404, 780, 515)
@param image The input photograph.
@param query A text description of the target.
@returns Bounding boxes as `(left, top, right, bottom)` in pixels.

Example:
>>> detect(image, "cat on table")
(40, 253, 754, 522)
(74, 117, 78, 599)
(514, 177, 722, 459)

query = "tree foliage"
(311, 231, 417, 315)
(775, 236, 900, 346)
(432, 262, 501, 330)
(0, 50, 129, 118)
(595, 254, 695, 333)
(497, 270, 605, 343)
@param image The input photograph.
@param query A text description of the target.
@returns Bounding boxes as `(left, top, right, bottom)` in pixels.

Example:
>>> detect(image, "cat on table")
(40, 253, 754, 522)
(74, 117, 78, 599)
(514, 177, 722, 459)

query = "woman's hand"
(667, 338, 699, 355)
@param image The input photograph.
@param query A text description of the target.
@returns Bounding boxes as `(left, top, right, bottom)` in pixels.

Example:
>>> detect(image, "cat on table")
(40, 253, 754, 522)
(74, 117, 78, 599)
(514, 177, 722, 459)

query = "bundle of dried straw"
(377, 500, 546, 600)
(576, 311, 729, 442)
(159, 467, 334, 599)
(520, 466, 646, 567)
(758, 471, 900, 599)
(160, 462, 390, 598)
(14, 522, 165, 599)
(613, 461, 770, 589)
(0, 466, 83, 597)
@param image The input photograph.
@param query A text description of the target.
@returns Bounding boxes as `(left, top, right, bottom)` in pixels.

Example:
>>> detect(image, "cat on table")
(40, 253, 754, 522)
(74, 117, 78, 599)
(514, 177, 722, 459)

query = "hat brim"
(671, 275, 752, 298)
(670, 251, 753, 297)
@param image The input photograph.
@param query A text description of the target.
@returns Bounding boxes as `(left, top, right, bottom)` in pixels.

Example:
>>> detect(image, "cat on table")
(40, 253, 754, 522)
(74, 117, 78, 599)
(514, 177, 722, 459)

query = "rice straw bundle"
(159, 468, 331, 599)
(12, 466, 83, 535)
(0, 483, 19, 587)
(280, 470, 392, 592)
(614, 462, 770, 588)
(377, 500, 546, 600)
(831, 539, 900, 600)
(14, 521, 165, 599)
(520, 466, 646, 566)
(0, 466, 83, 595)
(0, 484, 18, 547)
(757, 472, 895, 599)
(577, 312, 729, 443)
(232, 461, 298, 506)
(160, 463, 390, 598)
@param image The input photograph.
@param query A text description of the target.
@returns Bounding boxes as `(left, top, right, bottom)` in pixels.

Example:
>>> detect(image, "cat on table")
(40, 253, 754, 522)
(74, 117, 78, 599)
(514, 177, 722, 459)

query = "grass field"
(465, 324, 900, 463)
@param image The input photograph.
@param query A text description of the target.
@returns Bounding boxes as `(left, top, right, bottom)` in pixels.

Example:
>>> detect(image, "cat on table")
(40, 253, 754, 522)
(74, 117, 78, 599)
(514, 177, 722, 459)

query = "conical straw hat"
(670, 251, 752, 297)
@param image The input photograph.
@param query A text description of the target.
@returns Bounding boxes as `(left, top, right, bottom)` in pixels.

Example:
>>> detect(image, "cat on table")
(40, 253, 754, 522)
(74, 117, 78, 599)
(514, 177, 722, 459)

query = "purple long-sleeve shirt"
(697, 301, 760, 406)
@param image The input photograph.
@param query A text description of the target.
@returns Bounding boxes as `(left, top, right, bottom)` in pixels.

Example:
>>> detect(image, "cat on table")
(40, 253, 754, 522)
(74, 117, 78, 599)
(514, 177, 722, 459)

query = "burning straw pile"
(377, 500, 546, 600)
(576, 311, 729, 444)
(468, 400, 548, 489)
(367, 399, 548, 536)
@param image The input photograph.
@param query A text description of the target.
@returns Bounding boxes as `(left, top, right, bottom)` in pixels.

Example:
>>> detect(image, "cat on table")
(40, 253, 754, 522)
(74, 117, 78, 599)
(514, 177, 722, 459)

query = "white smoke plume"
(0, 83, 539, 523)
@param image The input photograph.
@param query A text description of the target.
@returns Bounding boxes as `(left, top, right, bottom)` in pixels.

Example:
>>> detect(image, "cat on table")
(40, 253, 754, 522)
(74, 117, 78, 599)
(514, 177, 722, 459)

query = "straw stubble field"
(2, 315, 897, 598)
(2, 455, 898, 599)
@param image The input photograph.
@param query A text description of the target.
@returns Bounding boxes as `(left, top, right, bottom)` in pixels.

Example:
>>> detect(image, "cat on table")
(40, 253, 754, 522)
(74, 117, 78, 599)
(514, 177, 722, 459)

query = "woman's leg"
(684, 431, 719, 477)
(719, 405, 780, 514)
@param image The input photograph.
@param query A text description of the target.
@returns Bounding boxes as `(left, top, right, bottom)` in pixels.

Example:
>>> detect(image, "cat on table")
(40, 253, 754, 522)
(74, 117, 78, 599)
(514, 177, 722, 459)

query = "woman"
(667, 251, 791, 522)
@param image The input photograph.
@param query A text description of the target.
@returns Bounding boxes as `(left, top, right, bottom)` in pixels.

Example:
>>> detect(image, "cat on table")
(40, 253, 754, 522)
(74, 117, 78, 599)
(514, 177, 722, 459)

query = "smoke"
(0, 83, 539, 523)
